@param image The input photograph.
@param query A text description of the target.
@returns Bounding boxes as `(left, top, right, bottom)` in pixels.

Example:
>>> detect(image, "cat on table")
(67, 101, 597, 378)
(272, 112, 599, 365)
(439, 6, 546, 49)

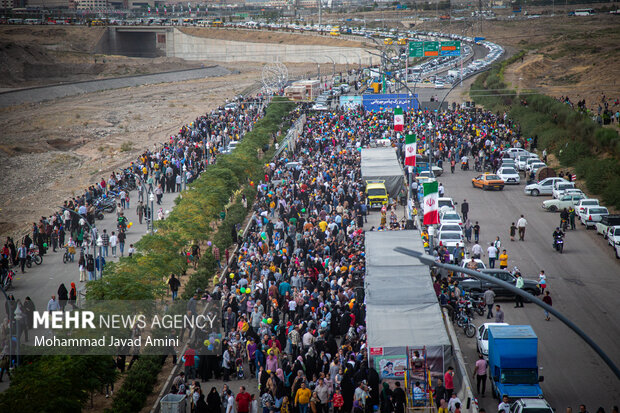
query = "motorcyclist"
(117, 213, 128, 232)
(553, 227, 565, 249)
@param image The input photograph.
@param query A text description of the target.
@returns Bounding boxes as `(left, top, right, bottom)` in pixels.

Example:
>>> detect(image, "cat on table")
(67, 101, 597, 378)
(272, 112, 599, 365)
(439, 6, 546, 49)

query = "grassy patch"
(120, 141, 133, 152)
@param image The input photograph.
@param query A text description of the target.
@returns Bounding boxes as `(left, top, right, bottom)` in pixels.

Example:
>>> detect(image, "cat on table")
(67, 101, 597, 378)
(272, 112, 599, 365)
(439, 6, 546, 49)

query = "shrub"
(107, 356, 163, 413)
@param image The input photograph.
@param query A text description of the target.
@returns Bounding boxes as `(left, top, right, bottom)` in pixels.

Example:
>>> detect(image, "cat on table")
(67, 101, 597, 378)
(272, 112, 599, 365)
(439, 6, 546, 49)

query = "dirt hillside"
(0, 62, 318, 237)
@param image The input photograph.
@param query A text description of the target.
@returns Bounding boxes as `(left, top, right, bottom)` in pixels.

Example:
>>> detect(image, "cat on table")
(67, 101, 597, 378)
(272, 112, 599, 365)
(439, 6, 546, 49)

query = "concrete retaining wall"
(165, 28, 378, 65)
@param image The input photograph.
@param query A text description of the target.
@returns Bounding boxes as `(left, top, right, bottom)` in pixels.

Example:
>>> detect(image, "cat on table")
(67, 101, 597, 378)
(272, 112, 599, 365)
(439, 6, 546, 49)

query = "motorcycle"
(26, 249, 42, 268)
(1, 268, 14, 290)
(553, 235, 564, 253)
(460, 160, 469, 170)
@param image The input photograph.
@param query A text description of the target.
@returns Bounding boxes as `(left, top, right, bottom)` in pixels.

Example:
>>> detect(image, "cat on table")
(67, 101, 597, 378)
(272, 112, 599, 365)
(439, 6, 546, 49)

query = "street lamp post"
(309, 57, 321, 82)
(394, 246, 620, 381)
(149, 192, 155, 234)
(325, 55, 336, 78)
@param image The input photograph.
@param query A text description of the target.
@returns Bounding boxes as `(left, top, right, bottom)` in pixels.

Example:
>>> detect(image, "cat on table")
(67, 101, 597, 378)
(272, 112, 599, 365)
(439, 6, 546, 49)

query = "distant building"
(26, 0, 71, 8)
(75, 0, 108, 9)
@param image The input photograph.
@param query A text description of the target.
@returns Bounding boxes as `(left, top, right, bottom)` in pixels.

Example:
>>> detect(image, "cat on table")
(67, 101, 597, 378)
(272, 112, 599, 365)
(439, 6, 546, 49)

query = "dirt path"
(0, 62, 315, 238)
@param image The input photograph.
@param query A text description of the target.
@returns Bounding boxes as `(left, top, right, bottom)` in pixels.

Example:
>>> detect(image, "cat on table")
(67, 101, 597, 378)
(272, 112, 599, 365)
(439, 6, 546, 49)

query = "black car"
(459, 269, 540, 297)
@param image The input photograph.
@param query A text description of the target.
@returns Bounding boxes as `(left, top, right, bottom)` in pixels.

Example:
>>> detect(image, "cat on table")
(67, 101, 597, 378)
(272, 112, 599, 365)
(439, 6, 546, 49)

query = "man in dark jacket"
(392, 381, 406, 413)
(461, 200, 469, 221)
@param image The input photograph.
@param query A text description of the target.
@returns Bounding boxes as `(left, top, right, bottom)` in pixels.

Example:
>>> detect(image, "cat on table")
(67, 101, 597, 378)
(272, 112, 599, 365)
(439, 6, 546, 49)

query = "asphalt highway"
(437, 168, 620, 410)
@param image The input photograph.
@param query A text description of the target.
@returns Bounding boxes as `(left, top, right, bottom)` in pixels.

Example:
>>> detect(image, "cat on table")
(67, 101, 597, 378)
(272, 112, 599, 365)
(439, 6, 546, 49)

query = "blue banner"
(339, 95, 363, 109)
(362, 94, 418, 111)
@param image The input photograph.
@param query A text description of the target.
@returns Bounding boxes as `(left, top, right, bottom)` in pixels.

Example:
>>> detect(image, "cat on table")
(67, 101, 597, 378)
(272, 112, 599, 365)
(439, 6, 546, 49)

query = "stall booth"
(365, 231, 452, 406)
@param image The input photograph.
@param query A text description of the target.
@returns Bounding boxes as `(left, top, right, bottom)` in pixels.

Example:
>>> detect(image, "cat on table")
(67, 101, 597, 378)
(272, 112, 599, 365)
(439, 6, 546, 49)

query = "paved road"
(0, 185, 180, 392)
(8, 186, 180, 307)
(437, 168, 620, 409)
(0, 66, 233, 108)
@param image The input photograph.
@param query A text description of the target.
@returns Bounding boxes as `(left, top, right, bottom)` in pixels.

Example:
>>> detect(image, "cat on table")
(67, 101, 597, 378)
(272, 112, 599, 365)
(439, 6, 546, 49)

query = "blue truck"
(487, 325, 545, 400)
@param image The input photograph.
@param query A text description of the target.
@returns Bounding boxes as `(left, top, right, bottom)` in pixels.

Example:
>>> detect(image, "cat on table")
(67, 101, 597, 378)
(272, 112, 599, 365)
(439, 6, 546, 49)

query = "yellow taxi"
(397, 38, 407, 45)
(472, 173, 505, 191)
(384, 38, 393, 45)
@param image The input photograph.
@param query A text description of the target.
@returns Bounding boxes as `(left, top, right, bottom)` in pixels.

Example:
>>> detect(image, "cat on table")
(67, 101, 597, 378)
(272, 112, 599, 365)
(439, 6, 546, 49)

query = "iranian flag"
(404, 134, 416, 166)
(423, 181, 440, 225)
(394, 107, 404, 132)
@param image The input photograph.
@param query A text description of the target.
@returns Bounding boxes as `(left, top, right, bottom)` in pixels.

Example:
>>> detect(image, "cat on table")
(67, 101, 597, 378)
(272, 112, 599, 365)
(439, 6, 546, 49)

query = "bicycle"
(63, 246, 71, 264)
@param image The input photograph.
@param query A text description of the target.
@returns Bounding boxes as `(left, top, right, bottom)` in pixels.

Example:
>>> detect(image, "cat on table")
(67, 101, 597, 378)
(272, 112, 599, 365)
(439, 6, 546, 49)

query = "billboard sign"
(423, 41, 440, 57)
(440, 41, 461, 56)
(339, 95, 363, 109)
(362, 94, 418, 111)
(409, 41, 424, 57)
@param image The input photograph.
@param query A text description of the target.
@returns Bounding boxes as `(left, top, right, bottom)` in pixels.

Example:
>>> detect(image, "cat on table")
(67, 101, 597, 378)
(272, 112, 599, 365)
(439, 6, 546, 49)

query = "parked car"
(596, 215, 620, 238)
(542, 193, 586, 212)
(435, 230, 464, 248)
(516, 154, 538, 170)
(497, 167, 520, 184)
(524, 177, 568, 196)
(607, 226, 620, 247)
(580, 206, 610, 229)
(526, 161, 546, 174)
(499, 158, 517, 169)
(552, 182, 576, 199)
(438, 197, 456, 211)
(576, 198, 600, 218)
(438, 223, 463, 234)
(477, 322, 509, 357)
(510, 398, 554, 413)
(440, 210, 463, 226)
(459, 269, 541, 297)
(503, 148, 529, 159)
(460, 259, 487, 271)
(472, 173, 504, 191)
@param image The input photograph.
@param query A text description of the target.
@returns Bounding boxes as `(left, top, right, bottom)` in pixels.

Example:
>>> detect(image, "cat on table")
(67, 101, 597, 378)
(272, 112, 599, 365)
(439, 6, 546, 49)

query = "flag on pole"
(147, 6, 151, 13)
(423, 181, 439, 225)
(394, 107, 404, 132)
(404, 134, 417, 166)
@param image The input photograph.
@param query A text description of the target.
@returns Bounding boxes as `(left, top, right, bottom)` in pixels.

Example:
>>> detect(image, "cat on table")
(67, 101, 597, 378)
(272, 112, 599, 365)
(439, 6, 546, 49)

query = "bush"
(107, 356, 163, 413)
(558, 141, 593, 166)
(595, 128, 620, 150)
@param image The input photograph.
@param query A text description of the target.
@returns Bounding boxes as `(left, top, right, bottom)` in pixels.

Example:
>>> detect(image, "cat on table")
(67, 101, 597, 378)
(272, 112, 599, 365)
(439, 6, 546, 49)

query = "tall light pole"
(309, 57, 321, 82)
(325, 55, 336, 78)
(394, 247, 620, 382)
(337, 53, 349, 74)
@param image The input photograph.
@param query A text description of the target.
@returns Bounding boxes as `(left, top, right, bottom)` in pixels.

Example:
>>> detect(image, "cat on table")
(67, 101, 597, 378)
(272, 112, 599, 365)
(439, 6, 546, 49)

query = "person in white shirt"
(447, 393, 462, 412)
(226, 390, 235, 413)
(109, 232, 118, 258)
(498, 394, 511, 413)
(471, 243, 483, 259)
(517, 215, 527, 241)
(487, 243, 498, 268)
